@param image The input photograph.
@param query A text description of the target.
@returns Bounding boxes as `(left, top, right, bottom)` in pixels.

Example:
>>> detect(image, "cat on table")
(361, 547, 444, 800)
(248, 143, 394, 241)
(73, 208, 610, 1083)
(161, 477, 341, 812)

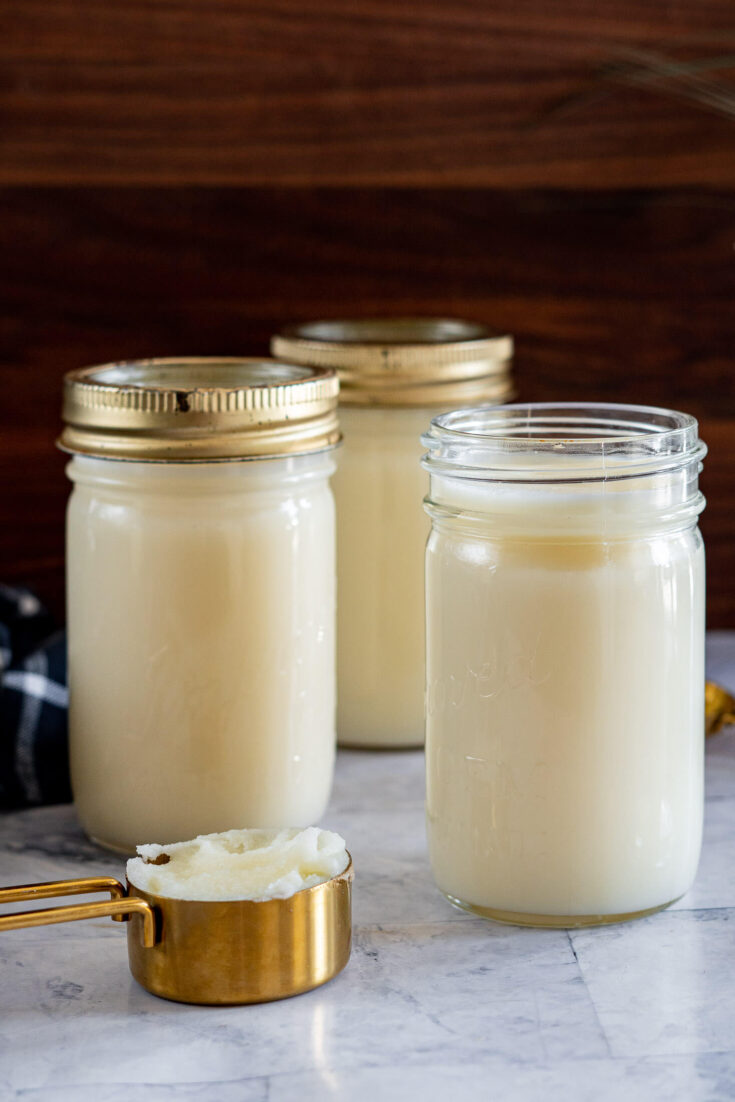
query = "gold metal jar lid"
(59, 358, 341, 461)
(271, 318, 514, 408)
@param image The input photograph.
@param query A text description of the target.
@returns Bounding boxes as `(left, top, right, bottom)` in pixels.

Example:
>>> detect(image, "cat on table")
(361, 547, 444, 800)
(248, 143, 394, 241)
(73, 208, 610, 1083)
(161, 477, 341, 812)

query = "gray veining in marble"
(1, 635, 734, 1101)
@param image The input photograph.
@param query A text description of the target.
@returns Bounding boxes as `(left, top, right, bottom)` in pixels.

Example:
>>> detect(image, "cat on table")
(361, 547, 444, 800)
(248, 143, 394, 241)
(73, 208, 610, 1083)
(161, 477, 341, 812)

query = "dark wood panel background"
(1, 1, 734, 625)
(2, 1, 735, 185)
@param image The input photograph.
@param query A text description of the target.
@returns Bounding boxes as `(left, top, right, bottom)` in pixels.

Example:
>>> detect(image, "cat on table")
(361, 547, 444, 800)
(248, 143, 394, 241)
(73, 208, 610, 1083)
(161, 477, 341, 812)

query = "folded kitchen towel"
(0, 585, 71, 810)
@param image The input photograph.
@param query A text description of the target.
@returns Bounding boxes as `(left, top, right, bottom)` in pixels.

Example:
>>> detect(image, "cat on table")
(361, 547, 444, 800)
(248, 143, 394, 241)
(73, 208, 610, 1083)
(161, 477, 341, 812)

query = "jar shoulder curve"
(425, 520, 704, 573)
(67, 453, 334, 501)
(65, 457, 335, 549)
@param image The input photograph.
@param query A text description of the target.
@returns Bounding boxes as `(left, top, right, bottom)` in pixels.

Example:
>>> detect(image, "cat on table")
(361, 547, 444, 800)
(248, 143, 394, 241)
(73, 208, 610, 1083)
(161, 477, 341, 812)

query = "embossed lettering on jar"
(422, 404, 707, 926)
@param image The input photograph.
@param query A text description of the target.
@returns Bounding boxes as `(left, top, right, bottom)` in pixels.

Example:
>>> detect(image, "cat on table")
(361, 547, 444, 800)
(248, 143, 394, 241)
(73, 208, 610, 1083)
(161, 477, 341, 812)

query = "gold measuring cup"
(0, 859, 353, 1005)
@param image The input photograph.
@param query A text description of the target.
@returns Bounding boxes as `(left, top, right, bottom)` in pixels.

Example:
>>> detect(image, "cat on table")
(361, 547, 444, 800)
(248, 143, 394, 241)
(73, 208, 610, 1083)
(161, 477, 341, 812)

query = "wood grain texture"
(2, 1, 735, 185)
(1, 187, 733, 624)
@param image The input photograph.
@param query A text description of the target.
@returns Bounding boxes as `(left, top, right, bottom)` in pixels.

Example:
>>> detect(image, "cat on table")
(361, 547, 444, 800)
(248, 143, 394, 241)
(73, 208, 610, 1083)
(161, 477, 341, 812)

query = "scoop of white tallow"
(126, 826, 349, 902)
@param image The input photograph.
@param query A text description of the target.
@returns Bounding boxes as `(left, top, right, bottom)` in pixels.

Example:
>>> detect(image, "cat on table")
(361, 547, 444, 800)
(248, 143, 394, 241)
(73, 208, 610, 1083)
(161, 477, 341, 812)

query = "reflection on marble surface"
(1, 638, 734, 1100)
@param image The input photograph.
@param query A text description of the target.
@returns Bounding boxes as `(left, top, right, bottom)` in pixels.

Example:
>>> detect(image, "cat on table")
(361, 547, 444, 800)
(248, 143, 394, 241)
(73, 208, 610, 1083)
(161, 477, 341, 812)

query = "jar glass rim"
(422, 402, 706, 482)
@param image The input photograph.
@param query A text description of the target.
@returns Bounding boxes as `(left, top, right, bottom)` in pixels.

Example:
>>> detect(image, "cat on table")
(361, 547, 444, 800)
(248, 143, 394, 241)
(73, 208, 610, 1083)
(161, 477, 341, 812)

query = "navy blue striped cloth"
(0, 585, 71, 809)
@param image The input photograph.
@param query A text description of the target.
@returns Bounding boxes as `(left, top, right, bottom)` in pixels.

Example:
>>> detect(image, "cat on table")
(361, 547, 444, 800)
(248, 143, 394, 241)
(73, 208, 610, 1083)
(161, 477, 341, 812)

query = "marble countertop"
(2, 634, 735, 1101)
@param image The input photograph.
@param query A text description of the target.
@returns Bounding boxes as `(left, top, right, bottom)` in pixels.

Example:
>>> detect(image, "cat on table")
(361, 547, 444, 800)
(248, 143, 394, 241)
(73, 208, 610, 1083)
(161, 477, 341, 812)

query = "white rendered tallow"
(271, 318, 514, 750)
(67, 452, 336, 851)
(126, 827, 349, 902)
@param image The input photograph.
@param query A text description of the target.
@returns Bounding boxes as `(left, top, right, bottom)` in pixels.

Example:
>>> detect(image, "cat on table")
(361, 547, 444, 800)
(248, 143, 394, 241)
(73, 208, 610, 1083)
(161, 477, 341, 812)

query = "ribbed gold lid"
(271, 318, 514, 407)
(59, 358, 341, 461)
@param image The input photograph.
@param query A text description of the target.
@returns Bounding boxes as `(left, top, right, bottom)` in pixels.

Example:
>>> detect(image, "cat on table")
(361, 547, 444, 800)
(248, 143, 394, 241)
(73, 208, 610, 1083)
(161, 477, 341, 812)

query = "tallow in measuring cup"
(0, 857, 353, 1005)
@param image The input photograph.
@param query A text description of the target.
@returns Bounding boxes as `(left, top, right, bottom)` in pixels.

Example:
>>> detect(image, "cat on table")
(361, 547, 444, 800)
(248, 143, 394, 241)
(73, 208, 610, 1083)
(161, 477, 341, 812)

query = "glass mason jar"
(422, 403, 707, 927)
(272, 319, 514, 748)
(59, 359, 340, 853)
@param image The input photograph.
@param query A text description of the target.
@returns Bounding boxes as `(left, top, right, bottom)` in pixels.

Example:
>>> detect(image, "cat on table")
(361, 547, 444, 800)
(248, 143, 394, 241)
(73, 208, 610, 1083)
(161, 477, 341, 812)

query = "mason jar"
(272, 319, 514, 748)
(59, 359, 340, 853)
(422, 403, 707, 926)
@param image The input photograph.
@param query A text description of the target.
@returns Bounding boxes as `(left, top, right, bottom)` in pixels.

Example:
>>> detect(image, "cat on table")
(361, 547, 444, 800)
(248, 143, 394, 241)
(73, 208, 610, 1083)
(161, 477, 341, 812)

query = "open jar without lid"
(422, 403, 706, 926)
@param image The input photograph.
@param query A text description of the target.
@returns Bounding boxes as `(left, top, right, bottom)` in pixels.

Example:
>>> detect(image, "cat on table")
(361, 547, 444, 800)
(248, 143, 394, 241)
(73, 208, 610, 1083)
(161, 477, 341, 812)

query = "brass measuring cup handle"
(0, 877, 156, 947)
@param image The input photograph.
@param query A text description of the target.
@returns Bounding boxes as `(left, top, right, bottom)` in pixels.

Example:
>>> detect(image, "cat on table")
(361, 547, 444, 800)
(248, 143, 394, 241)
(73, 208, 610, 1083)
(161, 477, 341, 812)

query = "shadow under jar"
(272, 319, 514, 749)
(59, 359, 340, 854)
(422, 403, 707, 927)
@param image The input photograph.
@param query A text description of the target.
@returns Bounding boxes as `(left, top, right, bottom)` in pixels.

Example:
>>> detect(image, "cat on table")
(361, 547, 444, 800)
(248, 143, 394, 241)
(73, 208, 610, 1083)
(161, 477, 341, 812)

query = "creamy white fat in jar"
(422, 403, 707, 926)
(272, 319, 514, 748)
(60, 358, 340, 852)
